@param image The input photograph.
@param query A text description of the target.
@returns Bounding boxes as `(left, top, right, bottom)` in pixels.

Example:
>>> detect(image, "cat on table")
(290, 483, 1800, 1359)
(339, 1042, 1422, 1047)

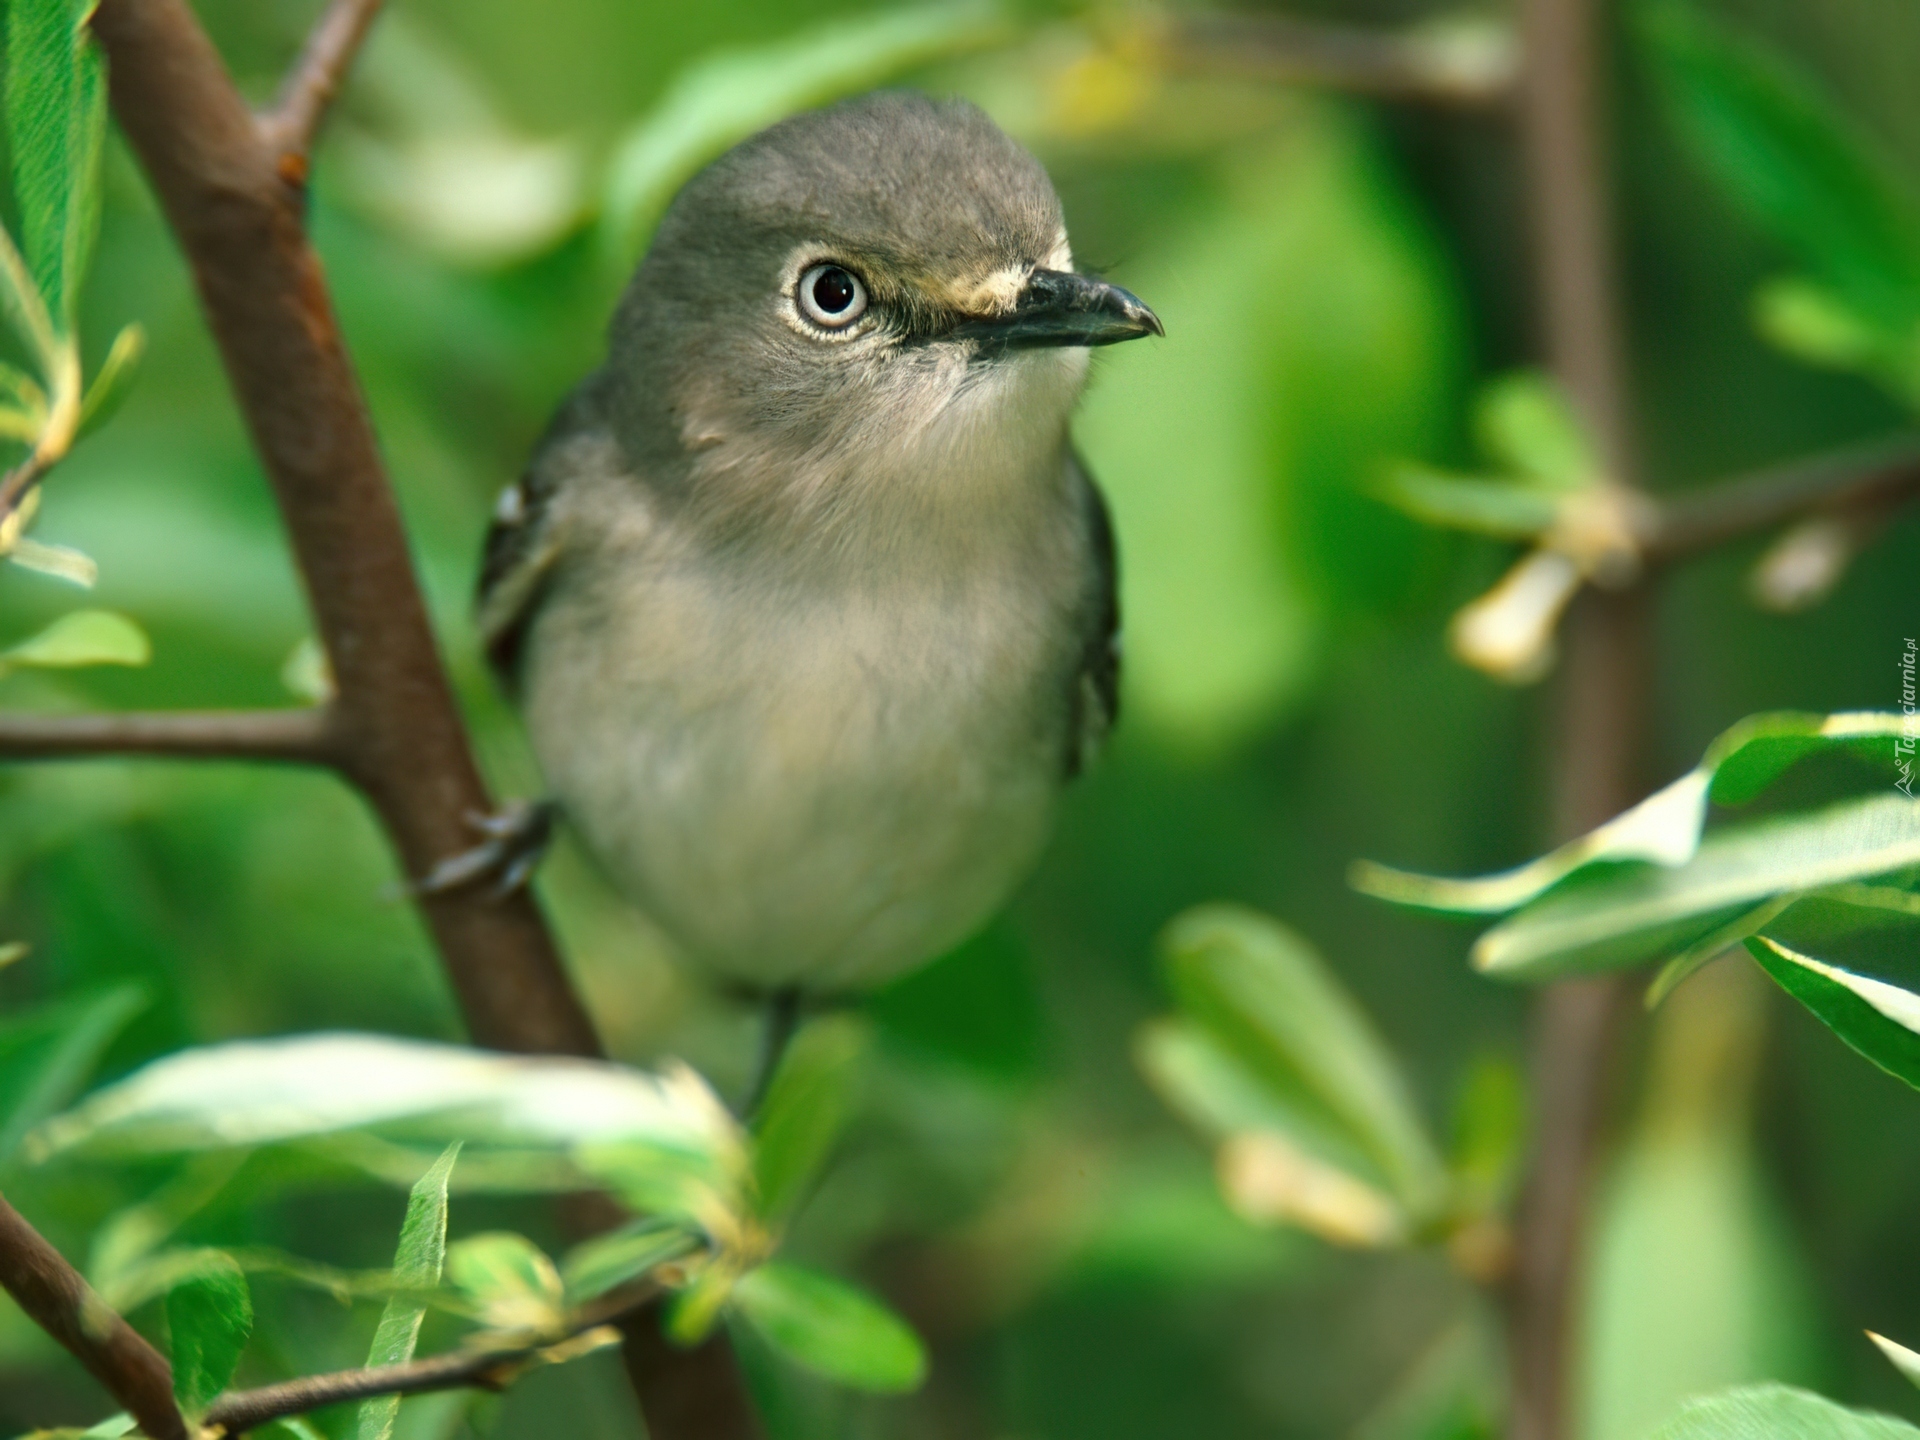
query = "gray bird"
(457, 91, 1158, 1061)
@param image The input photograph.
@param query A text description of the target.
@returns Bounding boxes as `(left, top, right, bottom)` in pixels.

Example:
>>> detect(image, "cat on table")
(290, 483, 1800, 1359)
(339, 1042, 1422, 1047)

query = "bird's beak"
(960, 269, 1163, 351)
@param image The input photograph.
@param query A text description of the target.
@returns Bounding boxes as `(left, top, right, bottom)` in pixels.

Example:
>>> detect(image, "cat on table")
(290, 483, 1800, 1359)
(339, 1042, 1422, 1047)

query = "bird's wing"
(475, 386, 599, 687)
(1065, 449, 1120, 778)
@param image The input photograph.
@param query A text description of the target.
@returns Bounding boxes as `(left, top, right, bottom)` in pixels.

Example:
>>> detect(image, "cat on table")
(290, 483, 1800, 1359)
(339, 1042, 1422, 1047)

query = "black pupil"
(812, 267, 856, 314)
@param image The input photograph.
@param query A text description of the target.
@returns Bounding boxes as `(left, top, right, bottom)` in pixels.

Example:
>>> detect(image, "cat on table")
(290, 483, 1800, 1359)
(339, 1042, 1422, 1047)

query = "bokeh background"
(3, 0, 1919, 1436)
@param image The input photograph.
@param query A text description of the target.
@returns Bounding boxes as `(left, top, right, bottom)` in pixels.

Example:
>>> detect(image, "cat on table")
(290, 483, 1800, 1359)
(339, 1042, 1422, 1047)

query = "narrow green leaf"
(1474, 795, 1920, 980)
(1644, 897, 1793, 1008)
(1868, 1333, 1920, 1394)
(1160, 906, 1445, 1212)
(0, 940, 26, 970)
(446, 1231, 564, 1336)
(731, 1263, 926, 1394)
(8, 537, 97, 587)
(751, 1013, 866, 1220)
(1474, 371, 1598, 488)
(6, 0, 108, 330)
(601, 2, 1010, 258)
(560, 1219, 698, 1305)
(1640, 3, 1920, 329)
(357, 1142, 460, 1440)
(1747, 937, 1920, 1090)
(75, 323, 144, 440)
(0, 609, 149, 671)
(166, 1251, 252, 1417)
(81, 1415, 134, 1437)
(1650, 1383, 1920, 1439)
(1447, 1055, 1526, 1215)
(1376, 464, 1562, 538)
(0, 984, 144, 1167)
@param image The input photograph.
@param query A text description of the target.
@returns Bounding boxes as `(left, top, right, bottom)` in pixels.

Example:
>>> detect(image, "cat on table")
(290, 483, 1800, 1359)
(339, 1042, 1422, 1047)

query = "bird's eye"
(797, 264, 868, 329)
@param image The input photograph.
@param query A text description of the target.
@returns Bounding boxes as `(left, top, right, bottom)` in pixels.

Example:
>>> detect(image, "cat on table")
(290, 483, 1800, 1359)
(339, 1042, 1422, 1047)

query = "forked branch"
(260, 0, 386, 171)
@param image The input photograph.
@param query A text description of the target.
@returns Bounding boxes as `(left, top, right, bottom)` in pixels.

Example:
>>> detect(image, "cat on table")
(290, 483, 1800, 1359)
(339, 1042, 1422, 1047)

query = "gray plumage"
(477, 91, 1154, 993)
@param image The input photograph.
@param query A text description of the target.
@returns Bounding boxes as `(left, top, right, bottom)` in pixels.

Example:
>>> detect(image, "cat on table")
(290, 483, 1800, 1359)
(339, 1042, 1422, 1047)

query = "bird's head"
(603, 91, 1159, 528)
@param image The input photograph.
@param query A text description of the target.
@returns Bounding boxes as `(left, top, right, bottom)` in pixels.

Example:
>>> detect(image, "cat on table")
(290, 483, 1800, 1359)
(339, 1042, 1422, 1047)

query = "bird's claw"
(413, 799, 557, 899)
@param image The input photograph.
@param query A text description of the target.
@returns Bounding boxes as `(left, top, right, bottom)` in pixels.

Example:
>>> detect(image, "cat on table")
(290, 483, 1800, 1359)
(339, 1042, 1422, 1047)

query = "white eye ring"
(797, 263, 869, 329)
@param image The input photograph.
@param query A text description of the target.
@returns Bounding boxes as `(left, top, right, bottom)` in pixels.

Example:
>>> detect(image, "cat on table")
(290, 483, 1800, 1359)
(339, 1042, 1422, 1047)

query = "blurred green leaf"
(1640, 3, 1920, 328)
(0, 984, 144, 1167)
(1377, 465, 1562, 539)
(752, 1014, 866, 1221)
(560, 1219, 696, 1306)
(1447, 1055, 1526, 1216)
(1645, 898, 1792, 1007)
(1650, 1385, 1920, 1439)
(1160, 905, 1445, 1213)
(1471, 796, 1920, 980)
(731, 1262, 926, 1394)
(446, 1231, 565, 1336)
(1753, 276, 1892, 372)
(1355, 711, 1909, 915)
(357, 1142, 459, 1440)
(602, 1, 1011, 259)
(5, 0, 106, 333)
(1869, 1333, 1920, 1392)
(0, 609, 148, 673)
(166, 1251, 252, 1417)
(7, 535, 97, 586)
(1474, 372, 1598, 489)
(1747, 936, 1920, 1089)
(75, 324, 144, 440)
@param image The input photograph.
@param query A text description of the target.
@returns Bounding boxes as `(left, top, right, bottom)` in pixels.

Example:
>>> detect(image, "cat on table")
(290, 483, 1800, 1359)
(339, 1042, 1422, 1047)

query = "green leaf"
(6, 0, 108, 332)
(1447, 1055, 1526, 1216)
(1473, 372, 1598, 489)
(1868, 1333, 1920, 1394)
(731, 1263, 926, 1394)
(751, 1014, 865, 1220)
(357, 1142, 460, 1440)
(1160, 905, 1445, 1212)
(75, 324, 144, 440)
(601, 2, 1010, 259)
(1747, 936, 1920, 1089)
(1354, 710, 1910, 915)
(0, 984, 144, 1167)
(1376, 464, 1562, 539)
(7, 536, 97, 586)
(560, 1219, 698, 1305)
(1650, 1384, 1920, 1440)
(446, 1231, 564, 1336)
(1640, 3, 1920, 331)
(166, 1251, 252, 1417)
(0, 609, 149, 673)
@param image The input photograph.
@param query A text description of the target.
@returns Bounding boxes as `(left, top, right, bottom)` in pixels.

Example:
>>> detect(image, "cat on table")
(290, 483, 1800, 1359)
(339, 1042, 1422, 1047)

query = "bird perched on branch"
(438, 91, 1159, 1094)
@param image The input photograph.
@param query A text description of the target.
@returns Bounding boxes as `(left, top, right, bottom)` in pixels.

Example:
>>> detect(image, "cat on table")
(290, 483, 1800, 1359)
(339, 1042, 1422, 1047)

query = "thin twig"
(204, 1281, 659, 1435)
(1645, 433, 1920, 563)
(0, 1191, 189, 1440)
(1162, 12, 1520, 109)
(0, 707, 338, 763)
(259, 0, 386, 174)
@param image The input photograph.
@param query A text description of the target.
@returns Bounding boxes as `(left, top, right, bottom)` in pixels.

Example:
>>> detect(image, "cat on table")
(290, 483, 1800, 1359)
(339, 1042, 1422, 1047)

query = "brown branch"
(260, 0, 386, 176)
(1644, 433, 1920, 563)
(83, 2, 763, 1435)
(1162, 13, 1520, 109)
(1507, 1, 1646, 1439)
(0, 706, 337, 763)
(0, 1191, 189, 1440)
(204, 1281, 659, 1435)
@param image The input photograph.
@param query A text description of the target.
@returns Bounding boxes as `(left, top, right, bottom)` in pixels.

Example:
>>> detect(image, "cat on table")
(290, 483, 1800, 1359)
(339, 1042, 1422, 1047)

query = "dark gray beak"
(960, 269, 1163, 351)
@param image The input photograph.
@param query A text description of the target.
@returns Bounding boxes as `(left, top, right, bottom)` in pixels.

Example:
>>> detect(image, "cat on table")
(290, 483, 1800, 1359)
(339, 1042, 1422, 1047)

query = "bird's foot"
(413, 799, 557, 899)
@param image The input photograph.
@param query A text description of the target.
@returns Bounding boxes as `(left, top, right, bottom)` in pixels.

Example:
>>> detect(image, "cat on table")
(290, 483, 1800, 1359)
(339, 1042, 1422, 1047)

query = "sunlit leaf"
(166, 1251, 252, 1417)
(447, 1231, 565, 1337)
(1214, 1129, 1405, 1247)
(751, 1014, 865, 1220)
(6, 0, 108, 331)
(1644, 898, 1792, 1007)
(560, 1219, 697, 1306)
(1354, 711, 1909, 914)
(1377, 465, 1561, 539)
(75, 323, 143, 439)
(1868, 1333, 1920, 1394)
(0, 984, 145, 1167)
(0, 609, 148, 672)
(1747, 936, 1920, 1090)
(357, 1143, 459, 1440)
(8, 536, 96, 586)
(602, 1, 1010, 259)
(1160, 905, 1445, 1212)
(1474, 372, 1598, 489)
(1650, 1384, 1920, 1439)
(1470, 796, 1920, 980)
(731, 1262, 926, 1394)
(0, 940, 25, 970)
(279, 635, 333, 703)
